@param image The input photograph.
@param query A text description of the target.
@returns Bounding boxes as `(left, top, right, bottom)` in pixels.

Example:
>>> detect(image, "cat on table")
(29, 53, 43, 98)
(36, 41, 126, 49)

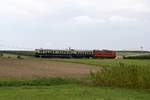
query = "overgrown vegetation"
(124, 54, 150, 59)
(40, 59, 150, 89)
(90, 63, 150, 89)
(0, 50, 35, 57)
(17, 55, 23, 59)
(0, 53, 3, 57)
(0, 77, 75, 87)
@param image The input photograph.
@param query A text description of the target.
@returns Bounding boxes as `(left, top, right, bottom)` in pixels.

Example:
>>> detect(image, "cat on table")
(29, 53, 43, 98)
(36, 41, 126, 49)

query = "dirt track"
(0, 58, 99, 78)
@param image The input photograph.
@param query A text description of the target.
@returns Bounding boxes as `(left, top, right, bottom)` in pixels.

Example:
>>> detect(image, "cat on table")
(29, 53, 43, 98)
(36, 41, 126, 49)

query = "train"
(35, 49, 116, 58)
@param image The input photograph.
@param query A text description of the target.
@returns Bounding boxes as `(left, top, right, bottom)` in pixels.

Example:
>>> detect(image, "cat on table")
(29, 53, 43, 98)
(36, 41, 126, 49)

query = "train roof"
(35, 49, 115, 52)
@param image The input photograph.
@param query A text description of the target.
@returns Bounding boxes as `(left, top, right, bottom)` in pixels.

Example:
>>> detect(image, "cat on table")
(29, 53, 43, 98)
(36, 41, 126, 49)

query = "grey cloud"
(0, 0, 150, 50)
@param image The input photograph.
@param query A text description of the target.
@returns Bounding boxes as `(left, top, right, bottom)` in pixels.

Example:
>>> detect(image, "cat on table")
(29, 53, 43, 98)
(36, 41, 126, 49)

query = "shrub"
(17, 55, 23, 59)
(90, 63, 150, 89)
(0, 77, 75, 87)
(0, 53, 3, 57)
(124, 55, 150, 59)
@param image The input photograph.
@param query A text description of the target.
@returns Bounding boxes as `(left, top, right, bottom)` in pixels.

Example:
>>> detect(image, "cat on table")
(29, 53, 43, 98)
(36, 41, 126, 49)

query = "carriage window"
(39, 50, 42, 53)
(59, 51, 61, 54)
(55, 51, 57, 54)
(66, 51, 68, 54)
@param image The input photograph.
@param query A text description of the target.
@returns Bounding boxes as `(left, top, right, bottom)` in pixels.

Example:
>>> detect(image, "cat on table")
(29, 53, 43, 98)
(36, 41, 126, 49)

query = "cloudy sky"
(0, 0, 150, 50)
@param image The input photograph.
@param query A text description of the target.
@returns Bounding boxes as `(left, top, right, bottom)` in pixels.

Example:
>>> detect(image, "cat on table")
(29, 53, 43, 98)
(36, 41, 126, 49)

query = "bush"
(17, 55, 23, 59)
(90, 63, 150, 89)
(0, 53, 3, 57)
(124, 55, 150, 59)
(8, 56, 11, 58)
(1, 51, 34, 56)
(0, 77, 75, 87)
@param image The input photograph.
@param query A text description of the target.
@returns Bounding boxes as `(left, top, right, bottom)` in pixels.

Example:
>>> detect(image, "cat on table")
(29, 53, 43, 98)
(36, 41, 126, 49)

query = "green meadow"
(0, 84, 150, 100)
(0, 52, 150, 100)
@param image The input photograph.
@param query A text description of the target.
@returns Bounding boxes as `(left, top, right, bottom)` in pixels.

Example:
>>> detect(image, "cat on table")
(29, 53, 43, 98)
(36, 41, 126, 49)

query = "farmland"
(0, 58, 99, 78)
(0, 52, 150, 100)
(47, 58, 150, 67)
(116, 51, 150, 56)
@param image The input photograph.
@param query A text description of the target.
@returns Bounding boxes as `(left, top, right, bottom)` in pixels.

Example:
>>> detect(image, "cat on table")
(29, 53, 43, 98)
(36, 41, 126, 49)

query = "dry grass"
(0, 58, 99, 79)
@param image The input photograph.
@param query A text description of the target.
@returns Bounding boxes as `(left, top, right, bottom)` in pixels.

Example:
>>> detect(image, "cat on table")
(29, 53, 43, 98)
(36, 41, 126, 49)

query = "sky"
(0, 0, 150, 50)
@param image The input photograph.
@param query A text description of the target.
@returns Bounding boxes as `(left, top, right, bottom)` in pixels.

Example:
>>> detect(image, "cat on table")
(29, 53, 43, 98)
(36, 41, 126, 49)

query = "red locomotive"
(93, 50, 116, 58)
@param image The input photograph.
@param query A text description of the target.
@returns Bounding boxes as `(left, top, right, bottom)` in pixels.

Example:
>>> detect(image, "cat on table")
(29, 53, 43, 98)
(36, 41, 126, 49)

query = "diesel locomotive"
(35, 49, 116, 58)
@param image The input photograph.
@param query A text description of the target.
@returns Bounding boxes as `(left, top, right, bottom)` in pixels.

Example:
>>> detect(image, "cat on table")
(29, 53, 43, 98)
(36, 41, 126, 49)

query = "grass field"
(47, 59, 150, 89)
(117, 51, 150, 56)
(0, 53, 150, 100)
(47, 58, 150, 67)
(0, 84, 150, 100)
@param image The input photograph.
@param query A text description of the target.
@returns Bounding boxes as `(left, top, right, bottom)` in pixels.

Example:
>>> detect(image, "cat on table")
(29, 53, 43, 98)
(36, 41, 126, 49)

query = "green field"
(46, 59, 150, 88)
(0, 77, 149, 100)
(0, 52, 150, 100)
(117, 51, 150, 56)
(47, 58, 150, 67)
(0, 84, 150, 100)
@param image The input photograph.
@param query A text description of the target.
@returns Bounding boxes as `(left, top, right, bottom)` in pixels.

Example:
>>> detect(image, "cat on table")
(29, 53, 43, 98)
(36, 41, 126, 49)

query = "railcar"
(71, 50, 93, 58)
(35, 49, 116, 58)
(35, 49, 73, 58)
(93, 50, 116, 58)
